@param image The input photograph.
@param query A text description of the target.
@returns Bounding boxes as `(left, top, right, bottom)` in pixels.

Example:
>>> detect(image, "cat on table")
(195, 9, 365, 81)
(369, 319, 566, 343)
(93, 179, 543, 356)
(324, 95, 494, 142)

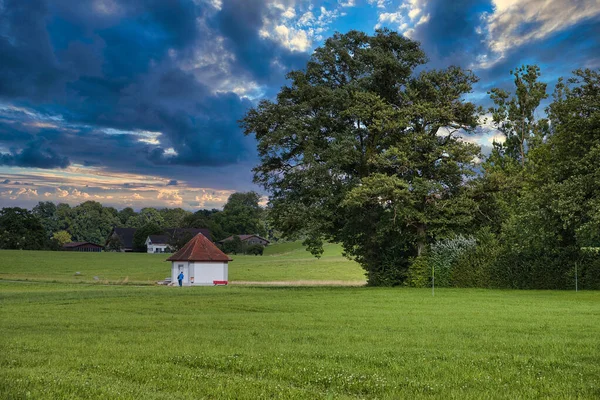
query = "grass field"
(0, 241, 365, 284)
(1, 283, 598, 399)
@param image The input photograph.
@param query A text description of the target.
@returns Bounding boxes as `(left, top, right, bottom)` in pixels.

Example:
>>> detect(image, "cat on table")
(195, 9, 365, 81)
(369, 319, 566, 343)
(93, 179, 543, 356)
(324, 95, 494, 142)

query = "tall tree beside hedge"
(242, 30, 481, 285)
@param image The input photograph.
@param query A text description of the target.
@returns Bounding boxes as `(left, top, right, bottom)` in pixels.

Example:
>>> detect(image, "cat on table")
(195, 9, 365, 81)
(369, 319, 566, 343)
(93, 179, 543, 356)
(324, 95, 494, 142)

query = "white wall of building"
(171, 261, 228, 286)
(146, 237, 168, 253)
(147, 243, 168, 253)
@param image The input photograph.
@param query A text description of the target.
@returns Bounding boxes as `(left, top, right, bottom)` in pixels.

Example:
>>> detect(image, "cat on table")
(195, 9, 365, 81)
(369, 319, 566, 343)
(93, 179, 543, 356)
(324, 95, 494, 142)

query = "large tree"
(242, 30, 481, 285)
(0, 208, 49, 250)
(69, 201, 120, 244)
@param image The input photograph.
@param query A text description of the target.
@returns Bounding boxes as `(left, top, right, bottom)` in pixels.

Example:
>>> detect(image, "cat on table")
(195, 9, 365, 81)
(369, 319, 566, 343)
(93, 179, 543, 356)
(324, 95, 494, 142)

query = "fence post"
(432, 264, 435, 297)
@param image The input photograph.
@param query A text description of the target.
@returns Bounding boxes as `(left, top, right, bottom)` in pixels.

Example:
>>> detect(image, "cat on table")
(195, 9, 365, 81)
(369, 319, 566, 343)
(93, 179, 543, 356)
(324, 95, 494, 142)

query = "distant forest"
(0, 192, 267, 251)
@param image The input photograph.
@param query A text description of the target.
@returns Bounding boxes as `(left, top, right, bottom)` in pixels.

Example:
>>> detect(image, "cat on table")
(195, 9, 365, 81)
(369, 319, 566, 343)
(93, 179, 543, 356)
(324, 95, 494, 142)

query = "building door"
(178, 264, 189, 284)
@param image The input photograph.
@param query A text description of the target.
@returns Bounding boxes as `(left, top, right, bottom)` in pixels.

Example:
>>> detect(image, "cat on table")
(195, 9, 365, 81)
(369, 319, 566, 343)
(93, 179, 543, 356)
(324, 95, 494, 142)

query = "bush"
(451, 228, 499, 288)
(567, 250, 600, 290)
(429, 235, 476, 287)
(406, 256, 430, 288)
(222, 235, 243, 254)
(246, 244, 264, 255)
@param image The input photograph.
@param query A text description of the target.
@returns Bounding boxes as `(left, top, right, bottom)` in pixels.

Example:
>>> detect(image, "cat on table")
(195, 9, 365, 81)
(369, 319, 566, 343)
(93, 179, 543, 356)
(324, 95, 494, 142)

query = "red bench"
(213, 280, 228, 286)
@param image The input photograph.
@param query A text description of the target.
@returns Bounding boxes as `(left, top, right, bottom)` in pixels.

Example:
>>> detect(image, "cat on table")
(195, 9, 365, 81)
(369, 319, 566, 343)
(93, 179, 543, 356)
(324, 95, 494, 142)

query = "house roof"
(107, 227, 136, 248)
(167, 233, 232, 262)
(218, 234, 270, 244)
(63, 242, 103, 248)
(148, 235, 169, 244)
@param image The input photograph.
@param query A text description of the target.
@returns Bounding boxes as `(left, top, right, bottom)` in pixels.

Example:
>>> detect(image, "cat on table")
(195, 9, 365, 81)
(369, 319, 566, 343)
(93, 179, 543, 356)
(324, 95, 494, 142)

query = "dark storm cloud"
(0, 0, 307, 173)
(167, 180, 178, 186)
(0, 138, 70, 169)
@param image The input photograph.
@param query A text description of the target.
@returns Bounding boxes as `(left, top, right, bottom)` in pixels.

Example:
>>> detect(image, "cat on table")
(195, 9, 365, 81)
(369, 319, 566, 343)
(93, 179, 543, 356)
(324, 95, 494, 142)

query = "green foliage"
(126, 207, 165, 228)
(215, 192, 265, 238)
(405, 256, 430, 288)
(182, 209, 225, 241)
(52, 230, 72, 246)
(68, 201, 120, 245)
(117, 207, 136, 226)
(243, 30, 481, 286)
(245, 244, 264, 256)
(488, 65, 548, 166)
(32, 201, 58, 238)
(451, 229, 499, 288)
(0, 208, 50, 250)
(429, 235, 477, 287)
(159, 208, 191, 228)
(574, 252, 600, 290)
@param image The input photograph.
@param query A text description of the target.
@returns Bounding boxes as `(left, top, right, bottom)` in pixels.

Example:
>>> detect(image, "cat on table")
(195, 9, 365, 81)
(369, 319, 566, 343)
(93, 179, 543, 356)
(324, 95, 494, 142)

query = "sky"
(0, 0, 599, 210)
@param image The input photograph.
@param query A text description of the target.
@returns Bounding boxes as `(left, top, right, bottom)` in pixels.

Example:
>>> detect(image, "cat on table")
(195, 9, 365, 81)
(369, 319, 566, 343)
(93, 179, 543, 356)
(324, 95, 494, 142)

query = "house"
(105, 227, 136, 252)
(218, 234, 270, 246)
(62, 242, 103, 252)
(106, 227, 211, 252)
(167, 233, 232, 286)
(146, 235, 169, 253)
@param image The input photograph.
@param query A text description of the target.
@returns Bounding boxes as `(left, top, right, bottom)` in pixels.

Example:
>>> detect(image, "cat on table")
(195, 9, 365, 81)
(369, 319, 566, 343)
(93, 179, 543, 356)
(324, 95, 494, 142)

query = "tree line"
(242, 29, 600, 289)
(0, 192, 267, 251)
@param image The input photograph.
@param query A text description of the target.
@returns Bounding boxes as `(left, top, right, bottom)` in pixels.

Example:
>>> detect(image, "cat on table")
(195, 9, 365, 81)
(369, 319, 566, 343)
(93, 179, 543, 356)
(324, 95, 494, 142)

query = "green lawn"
(0, 241, 365, 284)
(1, 283, 598, 399)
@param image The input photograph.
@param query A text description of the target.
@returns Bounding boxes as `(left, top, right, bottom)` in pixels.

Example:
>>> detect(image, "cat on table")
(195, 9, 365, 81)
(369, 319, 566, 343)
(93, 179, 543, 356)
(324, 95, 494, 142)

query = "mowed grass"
(0, 241, 365, 284)
(1, 283, 598, 399)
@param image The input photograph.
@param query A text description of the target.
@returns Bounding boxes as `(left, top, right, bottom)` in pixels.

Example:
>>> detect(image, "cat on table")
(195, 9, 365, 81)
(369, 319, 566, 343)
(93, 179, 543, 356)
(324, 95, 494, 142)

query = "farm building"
(146, 235, 169, 253)
(62, 242, 103, 252)
(106, 227, 211, 252)
(167, 233, 231, 286)
(218, 234, 270, 246)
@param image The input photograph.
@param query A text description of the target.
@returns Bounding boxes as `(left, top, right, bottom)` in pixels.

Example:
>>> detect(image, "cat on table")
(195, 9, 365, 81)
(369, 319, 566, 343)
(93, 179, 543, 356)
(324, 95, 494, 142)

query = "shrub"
(429, 235, 476, 287)
(451, 228, 499, 288)
(245, 244, 264, 256)
(406, 256, 430, 288)
(222, 235, 243, 254)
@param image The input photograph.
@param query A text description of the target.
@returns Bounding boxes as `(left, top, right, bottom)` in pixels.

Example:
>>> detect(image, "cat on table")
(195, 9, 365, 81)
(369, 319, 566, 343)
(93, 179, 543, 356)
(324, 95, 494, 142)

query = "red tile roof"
(166, 233, 232, 262)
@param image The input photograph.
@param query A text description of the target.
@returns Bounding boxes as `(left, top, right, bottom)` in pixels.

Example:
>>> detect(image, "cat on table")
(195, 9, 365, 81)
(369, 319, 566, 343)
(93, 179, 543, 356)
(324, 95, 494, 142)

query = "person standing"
(177, 271, 184, 287)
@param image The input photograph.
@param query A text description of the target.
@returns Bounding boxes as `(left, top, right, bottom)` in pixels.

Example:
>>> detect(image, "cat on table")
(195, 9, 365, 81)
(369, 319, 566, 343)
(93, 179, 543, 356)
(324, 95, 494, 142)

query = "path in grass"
(0, 241, 365, 284)
(1, 283, 598, 399)
(232, 280, 366, 286)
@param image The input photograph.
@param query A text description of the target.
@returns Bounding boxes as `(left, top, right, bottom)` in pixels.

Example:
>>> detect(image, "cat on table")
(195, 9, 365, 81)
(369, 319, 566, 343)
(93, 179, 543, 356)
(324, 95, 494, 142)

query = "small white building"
(146, 235, 169, 253)
(167, 233, 232, 286)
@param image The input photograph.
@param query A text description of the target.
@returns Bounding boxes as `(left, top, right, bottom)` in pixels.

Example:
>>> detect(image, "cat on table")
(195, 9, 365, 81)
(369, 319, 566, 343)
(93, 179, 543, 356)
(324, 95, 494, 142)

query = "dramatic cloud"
(0, 0, 598, 209)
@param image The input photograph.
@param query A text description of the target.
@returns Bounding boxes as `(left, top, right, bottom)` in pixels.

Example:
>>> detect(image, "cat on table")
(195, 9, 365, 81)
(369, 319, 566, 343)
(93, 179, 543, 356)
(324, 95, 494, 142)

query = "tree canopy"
(242, 29, 481, 285)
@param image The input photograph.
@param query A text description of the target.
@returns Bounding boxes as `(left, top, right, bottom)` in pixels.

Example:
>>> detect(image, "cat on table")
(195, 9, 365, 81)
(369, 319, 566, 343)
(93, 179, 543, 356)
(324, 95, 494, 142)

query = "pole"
(575, 262, 578, 292)
(432, 264, 435, 297)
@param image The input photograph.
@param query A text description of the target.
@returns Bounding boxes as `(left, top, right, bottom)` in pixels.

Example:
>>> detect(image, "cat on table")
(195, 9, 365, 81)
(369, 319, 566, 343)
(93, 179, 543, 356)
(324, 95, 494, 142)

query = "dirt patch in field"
(231, 280, 366, 286)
